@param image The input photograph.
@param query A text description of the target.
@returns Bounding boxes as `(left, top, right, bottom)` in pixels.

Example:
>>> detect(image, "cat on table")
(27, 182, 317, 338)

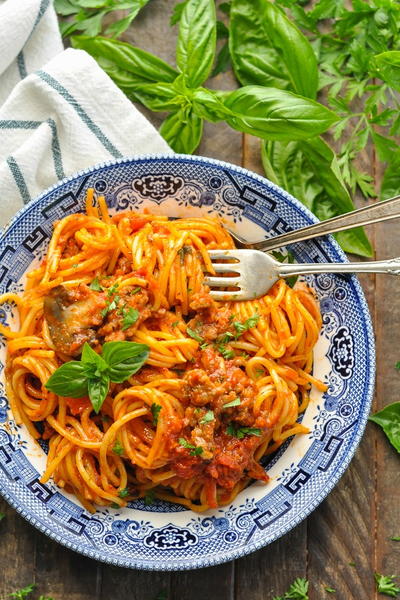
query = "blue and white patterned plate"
(0, 155, 375, 570)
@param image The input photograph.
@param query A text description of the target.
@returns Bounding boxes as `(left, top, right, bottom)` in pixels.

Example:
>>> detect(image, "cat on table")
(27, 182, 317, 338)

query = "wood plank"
(100, 567, 169, 600)
(0, 499, 36, 596)
(373, 214, 400, 587)
(170, 563, 234, 600)
(34, 531, 102, 600)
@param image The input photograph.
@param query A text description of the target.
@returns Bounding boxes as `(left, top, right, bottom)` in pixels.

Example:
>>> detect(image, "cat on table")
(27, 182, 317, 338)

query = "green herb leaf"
(221, 86, 338, 141)
(102, 341, 150, 383)
(170, 1, 187, 25)
(144, 489, 156, 505)
(374, 573, 400, 597)
(178, 437, 204, 456)
(375, 51, 400, 92)
(272, 577, 309, 600)
(118, 487, 129, 498)
(88, 374, 110, 413)
(151, 403, 162, 426)
(227, 423, 262, 439)
(211, 40, 231, 77)
(122, 308, 139, 331)
(160, 106, 203, 154)
(9, 584, 36, 600)
(369, 401, 400, 453)
(112, 439, 124, 456)
(45, 361, 89, 398)
(233, 313, 260, 336)
(200, 410, 214, 424)
(390, 536, 400, 541)
(223, 397, 241, 408)
(71, 36, 179, 85)
(186, 327, 204, 343)
(230, 0, 318, 98)
(218, 345, 235, 360)
(325, 588, 336, 594)
(89, 276, 103, 291)
(176, 0, 216, 88)
(81, 342, 108, 374)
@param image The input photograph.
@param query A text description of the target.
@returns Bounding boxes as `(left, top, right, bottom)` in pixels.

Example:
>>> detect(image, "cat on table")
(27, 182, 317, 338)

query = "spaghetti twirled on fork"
(0, 190, 326, 512)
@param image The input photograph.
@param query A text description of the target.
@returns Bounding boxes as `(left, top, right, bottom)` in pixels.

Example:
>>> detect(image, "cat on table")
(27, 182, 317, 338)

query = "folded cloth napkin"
(0, 0, 171, 228)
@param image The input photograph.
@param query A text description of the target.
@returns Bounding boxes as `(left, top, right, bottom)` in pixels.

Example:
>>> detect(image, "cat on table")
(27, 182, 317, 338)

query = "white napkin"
(0, 0, 172, 228)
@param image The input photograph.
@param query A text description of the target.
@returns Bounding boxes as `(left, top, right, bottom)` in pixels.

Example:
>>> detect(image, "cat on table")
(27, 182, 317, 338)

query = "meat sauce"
(43, 276, 269, 503)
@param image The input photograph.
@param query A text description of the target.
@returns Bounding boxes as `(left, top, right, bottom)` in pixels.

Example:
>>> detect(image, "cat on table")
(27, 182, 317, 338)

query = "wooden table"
(1, 2, 399, 598)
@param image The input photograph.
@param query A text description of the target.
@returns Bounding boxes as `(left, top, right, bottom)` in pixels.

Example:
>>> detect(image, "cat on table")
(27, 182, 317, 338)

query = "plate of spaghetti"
(0, 155, 374, 570)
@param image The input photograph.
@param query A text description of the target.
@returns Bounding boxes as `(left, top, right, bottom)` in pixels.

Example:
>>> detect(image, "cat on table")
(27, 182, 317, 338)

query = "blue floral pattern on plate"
(0, 155, 375, 570)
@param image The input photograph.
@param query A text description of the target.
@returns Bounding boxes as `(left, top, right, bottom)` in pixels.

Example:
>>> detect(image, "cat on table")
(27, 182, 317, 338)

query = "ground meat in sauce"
(187, 292, 234, 342)
(98, 287, 150, 342)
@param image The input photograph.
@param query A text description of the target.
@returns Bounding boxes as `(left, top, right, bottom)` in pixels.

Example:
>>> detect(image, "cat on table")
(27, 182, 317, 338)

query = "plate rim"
(0, 153, 376, 570)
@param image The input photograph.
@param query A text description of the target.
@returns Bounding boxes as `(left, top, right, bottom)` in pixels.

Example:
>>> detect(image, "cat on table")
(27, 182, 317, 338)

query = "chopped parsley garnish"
(391, 536, 400, 541)
(255, 368, 265, 379)
(217, 345, 234, 360)
(110, 502, 120, 509)
(112, 439, 124, 455)
(186, 327, 204, 343)
(151, 403, 162, 426)
(200, 342, 209, 350)
(233, 313, 260, 336)
(178, 437, 204, 456)
(325, 588, 336, 594)
(226, 423, 262, 439)
(200, 410, 214, 424)
(131, 286, 141, 295)
(223, 397, 241, 409)
(374, 573, 400, 597)
(90, 277, 103, 291)
(118, 487, 129, 498)
(122, 307, 139, 331)
(144, 489, 156, 505)
(171, 320, 180, 327)
(107, 282, 119, 297)
(101, 295, 120, 317)
(216, 331, 235, 345)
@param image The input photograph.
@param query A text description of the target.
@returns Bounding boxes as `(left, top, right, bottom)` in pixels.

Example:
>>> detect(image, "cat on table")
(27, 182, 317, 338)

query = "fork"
(205, 250, 400, 301)
(226, 193, 400, 251)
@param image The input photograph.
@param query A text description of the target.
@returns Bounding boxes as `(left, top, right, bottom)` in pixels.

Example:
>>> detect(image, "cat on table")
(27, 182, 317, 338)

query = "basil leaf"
(230, 0, 318, 99)
(171, 1, 188, 25)
(102, 341, 150, 383)
(160, 107, 203, 154)
(88, 375, 110, 413)
(262, 136, 372, 257)
(211, 41, 231, 78)
(176, 0, 216, 88)
(369, 401, 400, 453)
(375, 51, 400, 92)
(229, 0, 290, 90)
(71, 36, 179, 84)
(105, 0, 151, 38)
(381, 158, 400, 199)
(222, 86, 338, 141)
(45, 362, 88, 398)
(81, 342, 109, 374)
(122, 82, 181, 112)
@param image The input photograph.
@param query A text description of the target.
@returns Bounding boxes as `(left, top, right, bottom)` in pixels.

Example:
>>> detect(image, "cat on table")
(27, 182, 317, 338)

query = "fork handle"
(278, 257, 400, 277)
(249, 194, 400, 252)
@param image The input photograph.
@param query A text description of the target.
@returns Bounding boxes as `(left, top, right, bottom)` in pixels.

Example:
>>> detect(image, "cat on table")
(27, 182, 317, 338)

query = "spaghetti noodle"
(1, 189, 326, 512)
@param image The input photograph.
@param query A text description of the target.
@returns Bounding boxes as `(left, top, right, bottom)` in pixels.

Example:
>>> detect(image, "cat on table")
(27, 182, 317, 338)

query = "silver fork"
(205, 250, 400, 301)
(226, 194, 400, 251)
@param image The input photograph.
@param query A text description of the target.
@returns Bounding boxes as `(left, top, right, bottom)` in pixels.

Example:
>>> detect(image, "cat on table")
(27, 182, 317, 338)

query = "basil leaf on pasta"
(81, 342, 109, 374)
(88, 375, 110, 414)
(45, 362, 89, 398)
(102, 341, 150, 383)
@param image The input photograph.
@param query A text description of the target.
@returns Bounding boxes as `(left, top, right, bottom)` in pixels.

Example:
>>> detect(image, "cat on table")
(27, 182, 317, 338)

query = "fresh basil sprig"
(45, 341, 150, 413)
(71, 0, 337, 155)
